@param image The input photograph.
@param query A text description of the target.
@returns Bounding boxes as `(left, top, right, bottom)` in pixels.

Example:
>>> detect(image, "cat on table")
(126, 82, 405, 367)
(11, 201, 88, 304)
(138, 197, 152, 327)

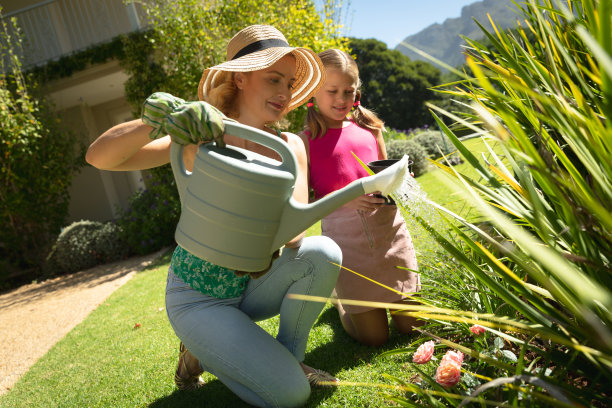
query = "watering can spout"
(271, 155, 409, 249)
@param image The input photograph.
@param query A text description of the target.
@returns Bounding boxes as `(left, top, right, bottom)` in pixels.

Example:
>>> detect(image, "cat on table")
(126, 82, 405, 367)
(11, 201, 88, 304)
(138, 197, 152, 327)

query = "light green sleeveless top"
(170, 245, 250, 298)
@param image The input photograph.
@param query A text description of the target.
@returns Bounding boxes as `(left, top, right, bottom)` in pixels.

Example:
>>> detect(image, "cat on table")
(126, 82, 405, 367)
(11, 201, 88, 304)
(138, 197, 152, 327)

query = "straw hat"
(198, 25, 325, 112)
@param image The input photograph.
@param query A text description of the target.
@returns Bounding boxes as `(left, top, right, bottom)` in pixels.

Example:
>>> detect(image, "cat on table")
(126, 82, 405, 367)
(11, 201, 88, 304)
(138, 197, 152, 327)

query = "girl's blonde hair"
(306, 49, 384, 139)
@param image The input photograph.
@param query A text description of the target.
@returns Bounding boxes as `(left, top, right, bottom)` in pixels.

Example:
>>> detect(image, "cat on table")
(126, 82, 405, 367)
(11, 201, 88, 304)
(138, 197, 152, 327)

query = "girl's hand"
(344, 193, 386, 212)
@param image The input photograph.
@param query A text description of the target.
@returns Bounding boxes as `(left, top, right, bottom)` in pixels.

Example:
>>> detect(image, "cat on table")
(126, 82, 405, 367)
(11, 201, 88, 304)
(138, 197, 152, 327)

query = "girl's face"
(234, 55, 296, 127)
(314, 68, 358, 127)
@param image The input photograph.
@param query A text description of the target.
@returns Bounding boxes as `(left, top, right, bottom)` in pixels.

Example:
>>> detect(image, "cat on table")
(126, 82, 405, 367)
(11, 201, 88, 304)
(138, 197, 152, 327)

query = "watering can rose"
(412, 340, 435, 364)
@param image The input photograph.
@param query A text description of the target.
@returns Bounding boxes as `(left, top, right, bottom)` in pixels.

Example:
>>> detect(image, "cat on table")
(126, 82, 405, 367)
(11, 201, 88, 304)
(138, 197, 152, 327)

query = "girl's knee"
(356, 330, 389, 347)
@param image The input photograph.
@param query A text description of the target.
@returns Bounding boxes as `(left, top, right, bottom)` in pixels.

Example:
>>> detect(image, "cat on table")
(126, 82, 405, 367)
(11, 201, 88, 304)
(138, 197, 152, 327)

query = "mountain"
(395, 0, 519, 69)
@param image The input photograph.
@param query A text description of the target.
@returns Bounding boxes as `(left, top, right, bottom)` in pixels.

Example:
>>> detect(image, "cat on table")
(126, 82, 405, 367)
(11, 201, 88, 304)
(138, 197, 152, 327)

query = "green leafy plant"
(372, 0, 612, 406)
(0, 11, 84, 277)
(383, 128, 411, 142)
(411, 130, 462, 165)
(386, 139, 428, 176)
(45, 220, 129, 275)
(114, 168, 181, 255)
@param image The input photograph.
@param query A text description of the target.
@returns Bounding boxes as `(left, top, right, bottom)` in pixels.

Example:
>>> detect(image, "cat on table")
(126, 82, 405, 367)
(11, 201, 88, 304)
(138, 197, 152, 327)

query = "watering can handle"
(170, 143, 189, 205)
(169, 120, 299, 203)
(223, 120, 298, 177)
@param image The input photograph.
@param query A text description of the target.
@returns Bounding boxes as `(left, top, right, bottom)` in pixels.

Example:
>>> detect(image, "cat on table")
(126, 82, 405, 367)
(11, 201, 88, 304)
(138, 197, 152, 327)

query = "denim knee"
(271, 377, 310, 408)
(299, 235, 342, 276)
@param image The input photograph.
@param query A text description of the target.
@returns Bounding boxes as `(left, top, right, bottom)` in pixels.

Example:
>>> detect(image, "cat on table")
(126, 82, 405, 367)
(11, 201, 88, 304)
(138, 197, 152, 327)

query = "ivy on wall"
(29, 35, 127, 83)
(27, 30, 161, 116)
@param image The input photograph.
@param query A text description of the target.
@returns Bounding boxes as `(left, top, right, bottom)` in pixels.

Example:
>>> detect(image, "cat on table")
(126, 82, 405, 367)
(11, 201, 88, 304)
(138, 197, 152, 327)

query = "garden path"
(0, 248, 168, 395)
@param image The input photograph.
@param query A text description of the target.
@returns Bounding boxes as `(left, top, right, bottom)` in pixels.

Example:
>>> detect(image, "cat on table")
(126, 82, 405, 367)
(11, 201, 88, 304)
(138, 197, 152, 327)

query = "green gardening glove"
(166, 101, 226, 148)
(141, 92, 185, 140)
(141, 92, 226, 148)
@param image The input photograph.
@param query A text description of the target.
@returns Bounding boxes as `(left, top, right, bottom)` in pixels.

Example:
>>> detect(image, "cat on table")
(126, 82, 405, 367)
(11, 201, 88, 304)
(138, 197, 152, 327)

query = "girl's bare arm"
(374, 128, 388, 160)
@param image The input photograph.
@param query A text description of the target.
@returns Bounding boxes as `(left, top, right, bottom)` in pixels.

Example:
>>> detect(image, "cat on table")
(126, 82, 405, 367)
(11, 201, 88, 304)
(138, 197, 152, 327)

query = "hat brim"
(198, 47, 324, 112)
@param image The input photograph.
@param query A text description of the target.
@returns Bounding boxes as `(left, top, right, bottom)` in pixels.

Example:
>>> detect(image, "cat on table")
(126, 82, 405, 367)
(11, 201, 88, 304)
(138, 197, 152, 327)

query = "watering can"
(171, 121, 408, 272)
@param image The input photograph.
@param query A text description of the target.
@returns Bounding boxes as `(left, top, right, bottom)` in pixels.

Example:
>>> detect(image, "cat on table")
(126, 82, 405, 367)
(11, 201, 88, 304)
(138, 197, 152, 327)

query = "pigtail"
(349, 90, 384, 133)
(305, 97, 328, 140)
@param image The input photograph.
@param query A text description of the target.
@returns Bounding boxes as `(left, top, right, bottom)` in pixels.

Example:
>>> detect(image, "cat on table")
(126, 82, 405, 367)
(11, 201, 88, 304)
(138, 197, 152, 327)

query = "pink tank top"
(309, 122, 380, 199)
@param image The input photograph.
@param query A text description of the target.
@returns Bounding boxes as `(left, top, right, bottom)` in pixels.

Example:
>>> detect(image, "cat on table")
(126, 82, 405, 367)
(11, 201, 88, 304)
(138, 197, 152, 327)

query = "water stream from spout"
(387, 172, 460, 276)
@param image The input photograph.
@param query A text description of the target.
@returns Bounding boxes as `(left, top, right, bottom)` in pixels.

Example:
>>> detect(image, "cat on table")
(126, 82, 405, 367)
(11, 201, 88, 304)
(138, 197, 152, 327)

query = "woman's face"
(314, 68, 357, 127)
(234, 54, 296, 125)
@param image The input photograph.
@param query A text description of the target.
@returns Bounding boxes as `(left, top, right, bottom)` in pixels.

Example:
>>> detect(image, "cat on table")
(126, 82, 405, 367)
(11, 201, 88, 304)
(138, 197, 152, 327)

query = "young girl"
(302, 49, 421, 347)
(87, 25, 341, 407)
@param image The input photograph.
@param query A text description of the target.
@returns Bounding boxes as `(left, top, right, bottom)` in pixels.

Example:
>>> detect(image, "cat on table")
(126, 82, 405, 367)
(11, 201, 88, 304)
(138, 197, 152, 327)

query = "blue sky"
(332, 0, 480, 49)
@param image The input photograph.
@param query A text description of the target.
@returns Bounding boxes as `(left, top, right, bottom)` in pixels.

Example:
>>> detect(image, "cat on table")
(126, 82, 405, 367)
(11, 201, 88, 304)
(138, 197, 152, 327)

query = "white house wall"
(2, 0, 149, 225)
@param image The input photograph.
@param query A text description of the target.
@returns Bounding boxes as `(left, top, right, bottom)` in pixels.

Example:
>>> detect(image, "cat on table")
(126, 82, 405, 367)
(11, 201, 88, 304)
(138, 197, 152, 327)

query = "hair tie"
(353, 101, 361, 107)
(307, 102, 314, 108)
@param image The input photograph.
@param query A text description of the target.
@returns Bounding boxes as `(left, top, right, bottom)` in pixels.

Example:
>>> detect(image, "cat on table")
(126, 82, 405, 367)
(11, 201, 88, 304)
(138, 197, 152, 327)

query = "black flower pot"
(367, 158, 413, 205)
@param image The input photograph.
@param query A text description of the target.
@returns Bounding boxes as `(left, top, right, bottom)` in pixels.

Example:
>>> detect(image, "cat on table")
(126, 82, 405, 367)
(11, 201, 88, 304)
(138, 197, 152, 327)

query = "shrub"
(115, 166, 180, 255)
(45, 220, 129, 275)
(383, 128, 410, 142)
(385, 139, 428, 177)
(0, 14, 84, 275)
(412, 130, 463, 165)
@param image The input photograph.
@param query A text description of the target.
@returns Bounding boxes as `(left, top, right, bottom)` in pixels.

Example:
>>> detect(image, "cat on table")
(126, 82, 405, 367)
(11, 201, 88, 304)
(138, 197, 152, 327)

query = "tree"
(349, 38, 443, 130)
(0, 13, 83, 278)
(124, 0, 348, 132)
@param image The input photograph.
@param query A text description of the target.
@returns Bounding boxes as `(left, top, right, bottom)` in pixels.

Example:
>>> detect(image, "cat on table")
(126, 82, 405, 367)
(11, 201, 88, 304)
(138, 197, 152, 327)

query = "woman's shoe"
(174, 342, 205, 390)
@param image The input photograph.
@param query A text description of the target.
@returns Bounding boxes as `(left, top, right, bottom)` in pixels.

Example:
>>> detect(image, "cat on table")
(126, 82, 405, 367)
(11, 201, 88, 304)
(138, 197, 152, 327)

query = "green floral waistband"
(170, 245, 250, 298)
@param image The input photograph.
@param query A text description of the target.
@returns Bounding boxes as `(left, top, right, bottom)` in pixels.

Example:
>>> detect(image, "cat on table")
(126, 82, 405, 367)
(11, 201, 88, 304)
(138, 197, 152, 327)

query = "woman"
(86, 25, 341, 408)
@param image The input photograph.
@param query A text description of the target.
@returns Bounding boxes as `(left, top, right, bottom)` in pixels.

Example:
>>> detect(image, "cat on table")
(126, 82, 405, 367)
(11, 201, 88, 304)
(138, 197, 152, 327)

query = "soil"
(0, 248, 167, 395)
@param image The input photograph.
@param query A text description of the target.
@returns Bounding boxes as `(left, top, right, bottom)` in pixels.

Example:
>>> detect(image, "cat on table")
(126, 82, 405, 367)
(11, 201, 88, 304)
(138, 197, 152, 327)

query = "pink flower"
(435, 350, 463, 388)
(435, 357, 462, 388)
(412, 340, 435, 364)
(441, 350, 464, 365)
(469, 324, 486, 335)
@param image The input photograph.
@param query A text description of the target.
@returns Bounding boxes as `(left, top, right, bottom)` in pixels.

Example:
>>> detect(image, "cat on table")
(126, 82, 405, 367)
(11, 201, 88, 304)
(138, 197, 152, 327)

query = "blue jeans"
(165, 236, 342, 407)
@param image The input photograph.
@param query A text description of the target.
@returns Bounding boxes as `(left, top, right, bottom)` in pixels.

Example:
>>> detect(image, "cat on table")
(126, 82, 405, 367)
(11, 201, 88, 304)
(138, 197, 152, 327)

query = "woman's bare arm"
(86, 119, 172, 171)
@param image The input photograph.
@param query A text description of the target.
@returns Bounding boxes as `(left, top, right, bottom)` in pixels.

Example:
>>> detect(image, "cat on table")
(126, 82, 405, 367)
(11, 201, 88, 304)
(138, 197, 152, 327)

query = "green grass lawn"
(416, 136, 503, 219)
(0, 249, 420, 408)
(0, 137, 494, 407)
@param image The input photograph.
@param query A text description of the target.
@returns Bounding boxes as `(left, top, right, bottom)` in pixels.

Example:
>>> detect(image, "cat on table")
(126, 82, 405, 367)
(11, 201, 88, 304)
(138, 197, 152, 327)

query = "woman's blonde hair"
(202, 71, 241, 119)
(202, 70, 289, 128)
(305, 49, 384, 139)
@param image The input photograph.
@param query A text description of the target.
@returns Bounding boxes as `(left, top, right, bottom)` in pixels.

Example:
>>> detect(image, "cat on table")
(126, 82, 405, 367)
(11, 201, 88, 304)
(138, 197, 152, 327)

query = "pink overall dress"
(309, 122, 420, 314)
